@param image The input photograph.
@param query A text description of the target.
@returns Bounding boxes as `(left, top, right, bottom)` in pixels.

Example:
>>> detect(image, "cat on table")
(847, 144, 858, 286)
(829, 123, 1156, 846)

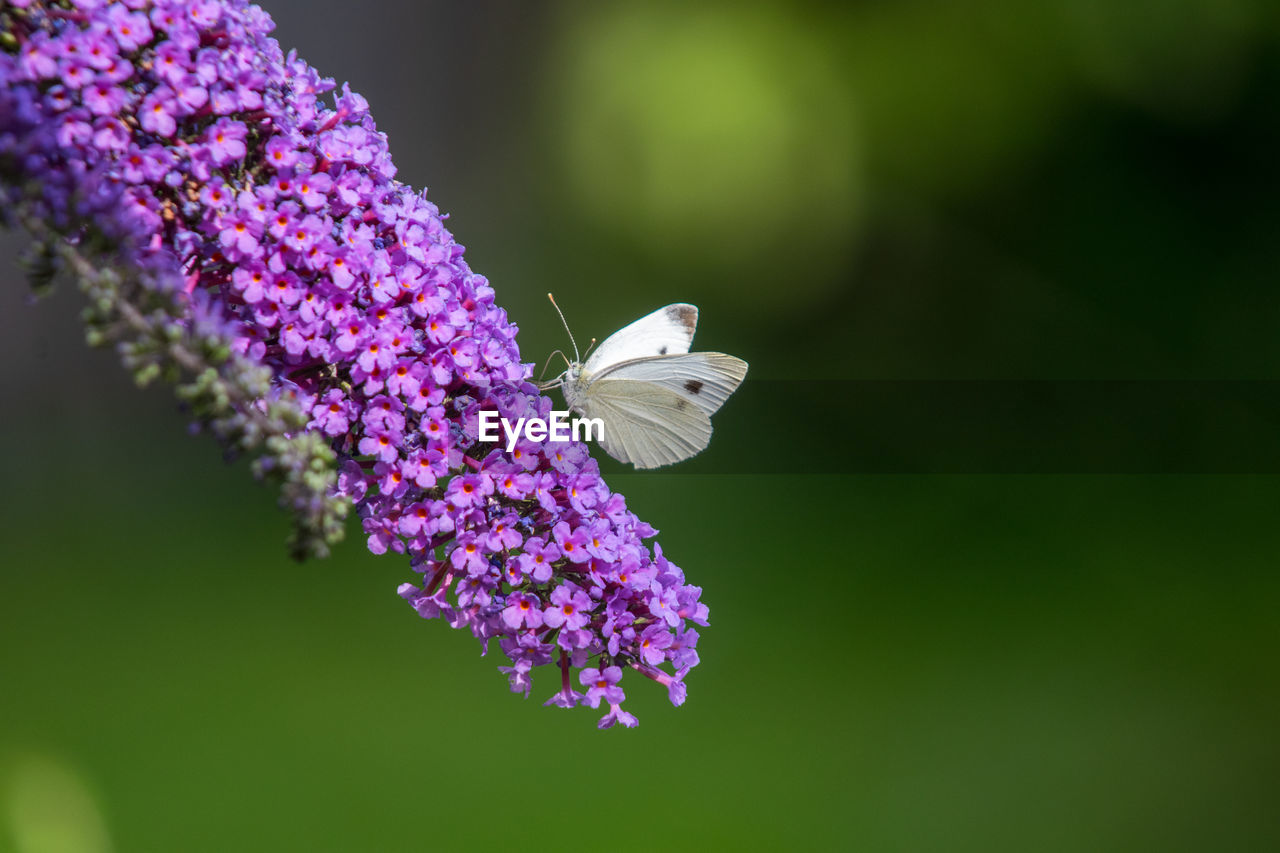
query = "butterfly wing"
(583, 304, 699, 373)
(576, 378, 713, 469)
(591, 352, 748, 416)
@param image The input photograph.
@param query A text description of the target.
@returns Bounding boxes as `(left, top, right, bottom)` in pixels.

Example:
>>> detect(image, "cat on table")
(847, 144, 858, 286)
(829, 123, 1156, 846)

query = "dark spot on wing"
(665, 304, 697, 337)
(684, 379, 704, 394)
(659, 346, 668, 355)
(675, 398, 689, 411)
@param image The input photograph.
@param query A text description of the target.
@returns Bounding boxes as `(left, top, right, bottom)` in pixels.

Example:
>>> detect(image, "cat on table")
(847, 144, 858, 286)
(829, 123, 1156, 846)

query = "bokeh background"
(4, 0, 1280, 849)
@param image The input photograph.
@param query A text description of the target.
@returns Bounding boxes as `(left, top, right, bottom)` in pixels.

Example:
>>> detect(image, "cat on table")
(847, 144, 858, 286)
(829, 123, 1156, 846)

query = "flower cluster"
(0, 0, 706, 726)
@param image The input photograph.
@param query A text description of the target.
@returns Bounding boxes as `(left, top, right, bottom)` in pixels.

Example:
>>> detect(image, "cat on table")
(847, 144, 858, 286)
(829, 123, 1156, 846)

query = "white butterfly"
(541, 295, 748, 469)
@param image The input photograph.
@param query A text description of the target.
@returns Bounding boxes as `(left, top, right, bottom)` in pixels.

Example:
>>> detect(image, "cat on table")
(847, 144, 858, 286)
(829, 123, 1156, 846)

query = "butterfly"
(541, 295, 748, 469)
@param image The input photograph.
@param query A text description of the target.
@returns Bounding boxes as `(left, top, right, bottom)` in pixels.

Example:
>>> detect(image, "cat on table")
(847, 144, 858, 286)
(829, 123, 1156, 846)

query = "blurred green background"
(4, 0, 1280, 849)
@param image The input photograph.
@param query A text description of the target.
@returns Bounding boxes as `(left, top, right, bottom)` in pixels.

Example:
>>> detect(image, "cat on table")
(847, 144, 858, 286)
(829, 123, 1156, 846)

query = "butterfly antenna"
(547, 293, 581, 363)
(581, 337, 598, 361)
(537, 349, 568, 384)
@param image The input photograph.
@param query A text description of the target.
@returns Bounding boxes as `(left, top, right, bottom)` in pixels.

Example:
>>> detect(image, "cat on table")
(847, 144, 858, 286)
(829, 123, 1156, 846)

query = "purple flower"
(543, 655, 586, 709)
(18, 33, 58, 79)
(264, 134, 299, 170)
(501, 591, 544, 630)
(311, 389, 355, 436)
(669, 627, 701, 670)
(498, 657, 535, 697)
(484, 515, 523, 552)
(138, 87, 177, 136)
(1, 0, 708, 728)
(358, 427, 402, 464)
(579, 666, 625, 710)
(205, 118, 248, 165)
(598, 704, 639, 730)
(106, 6, 153, 53)
(217, 209, 261, 257)
(515, 536, 558, 584)
(552, 520, 591, 564)
(637, 624, 674, 666)
(446, 473, 491, 509)
(543, 583, 592, 631)
(448, 531, 487, 576)
(84, 80, 126, 116)
(294, 170, 332, 209)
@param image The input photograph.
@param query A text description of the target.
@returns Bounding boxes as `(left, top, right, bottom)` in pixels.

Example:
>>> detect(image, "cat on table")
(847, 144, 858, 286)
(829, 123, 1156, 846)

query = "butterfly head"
(539, 293, 595, 393)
